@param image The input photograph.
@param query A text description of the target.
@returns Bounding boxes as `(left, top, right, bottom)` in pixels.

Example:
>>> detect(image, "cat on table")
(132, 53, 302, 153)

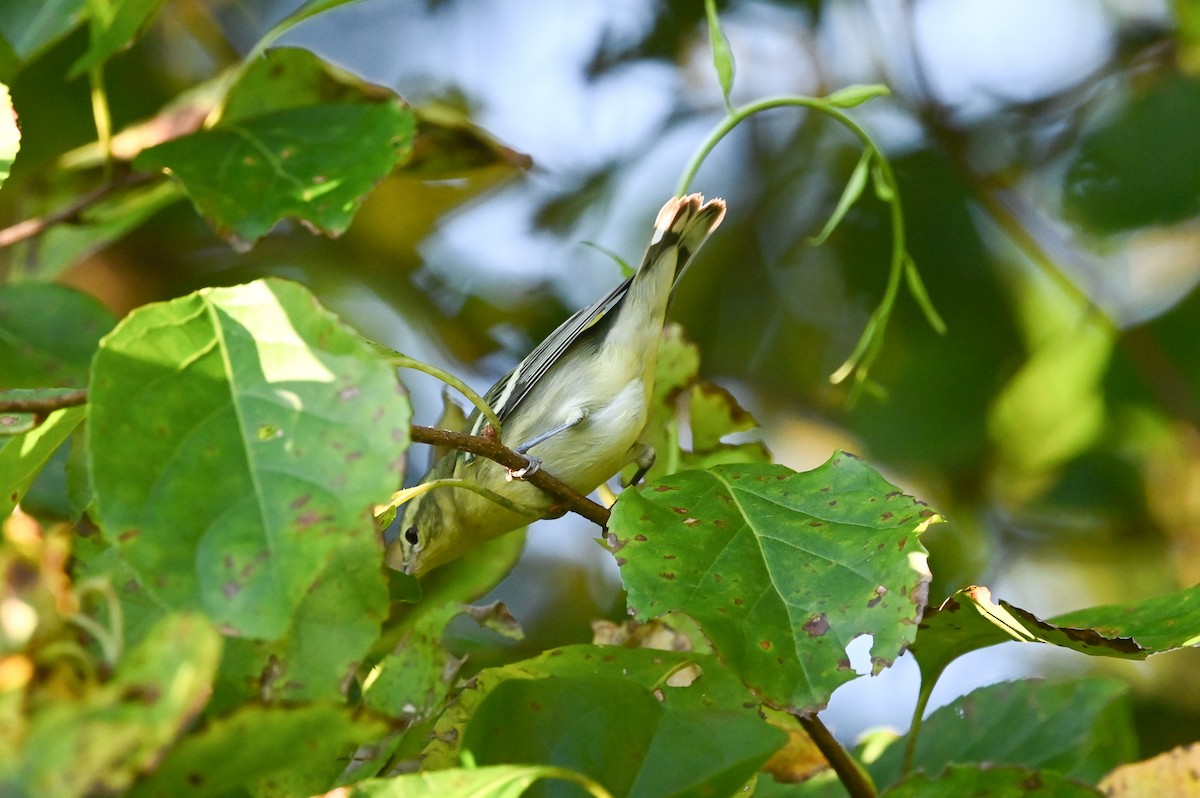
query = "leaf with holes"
(88, 278, 408, 641)
(609, 452, 938, 712)
(135, 101, 415, 246)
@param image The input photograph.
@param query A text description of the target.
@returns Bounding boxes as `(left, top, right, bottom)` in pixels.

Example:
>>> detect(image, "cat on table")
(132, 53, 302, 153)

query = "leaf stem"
(795, 713, 876, 798)
(390, 355, 503, 438)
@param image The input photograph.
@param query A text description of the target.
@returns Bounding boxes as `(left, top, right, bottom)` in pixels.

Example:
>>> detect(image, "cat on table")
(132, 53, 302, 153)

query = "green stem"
(675, 96, 944, 396)
(390, 355, 503, 438)
(795, 713, 876, 798)
(901, 665, 941, 776)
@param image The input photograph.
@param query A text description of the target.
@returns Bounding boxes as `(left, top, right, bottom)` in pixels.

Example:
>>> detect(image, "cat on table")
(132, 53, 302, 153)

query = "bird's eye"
(404, 525, 420, 547)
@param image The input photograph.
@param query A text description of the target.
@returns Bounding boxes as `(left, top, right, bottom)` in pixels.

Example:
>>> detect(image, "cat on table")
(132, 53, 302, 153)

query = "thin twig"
(0, 389, 89, 414)
(0, 173, 155, 249)
(410, 424, 612, 528)
(795, 713, 876, 798)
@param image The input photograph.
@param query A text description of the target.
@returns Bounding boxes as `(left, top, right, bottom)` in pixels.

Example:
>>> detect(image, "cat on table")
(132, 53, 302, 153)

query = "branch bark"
(0, 389, 89, 414)
(409, 424, 612, 528)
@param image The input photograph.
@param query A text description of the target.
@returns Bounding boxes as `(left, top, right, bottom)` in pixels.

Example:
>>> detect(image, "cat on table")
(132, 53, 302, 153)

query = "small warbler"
(386, 193, 726, 577)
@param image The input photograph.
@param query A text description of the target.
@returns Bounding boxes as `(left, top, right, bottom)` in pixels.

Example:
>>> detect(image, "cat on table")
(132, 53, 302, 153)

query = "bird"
(386, 193, 726, 577)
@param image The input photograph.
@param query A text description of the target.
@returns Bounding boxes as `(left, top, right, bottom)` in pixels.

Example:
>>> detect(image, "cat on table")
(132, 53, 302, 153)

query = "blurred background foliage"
(3, 0, 1200, 755)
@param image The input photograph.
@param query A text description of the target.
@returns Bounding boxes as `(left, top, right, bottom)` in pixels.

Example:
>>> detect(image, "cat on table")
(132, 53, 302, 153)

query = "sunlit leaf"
(135, 101, 416, 246)
(0, 82, 17, 189)
(88, 278, 407, 640)
(609, 453, 938, 712)
(0, 404, 83, 516)
(871, 679, 1135, 789)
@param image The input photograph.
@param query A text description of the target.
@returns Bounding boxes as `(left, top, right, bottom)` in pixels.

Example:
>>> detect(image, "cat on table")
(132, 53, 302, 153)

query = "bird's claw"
(506, 454, 542, 481)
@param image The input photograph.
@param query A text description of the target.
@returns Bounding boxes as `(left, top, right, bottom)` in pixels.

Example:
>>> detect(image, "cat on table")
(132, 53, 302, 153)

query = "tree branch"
(0, 389, 89, 414)
(0, 173, 155, 249)
(409, 424, 612, 528)
(795, 713, 876, 798)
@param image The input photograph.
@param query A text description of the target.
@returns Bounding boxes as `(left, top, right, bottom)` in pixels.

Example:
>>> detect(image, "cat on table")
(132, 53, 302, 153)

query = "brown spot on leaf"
(530, 701, 542, 712)
(897, 537, 908, 550)
(819, 486, 831, 493)
(880, 511, 893, 520)
(187, 773, 204, 786)
(614, 557, 627, 567)
(654, 484, 676, 492)
(808, 521, 823, 527)
(713, 519, 728, 529)
(828, 500, 837, 507)
(803, 614, 830, 637)
(291, 494, 311, 509)
(118, 529, 140, 543)
(837, 658, 852, 671)
(659, 572, 677, 580)
(759, 640, 772, 650)
(634, 534, 647, 541)
(733, 598, 743, 605)
(663, 554, 675, 560)
(671, 506, 689, 515)
(223, 581, 241, 598)
(683, 518, 699, 526)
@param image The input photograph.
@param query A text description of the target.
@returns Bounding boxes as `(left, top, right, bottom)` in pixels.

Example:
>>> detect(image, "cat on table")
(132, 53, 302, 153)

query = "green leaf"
(807, 149, 871, 246)
(335, 766, 613, 798)
(823, 84, 891, 109)
(0, 0, 85, 62)
(363, 601, 522, 720)
(463, 675, 784, 798)
(213, 538, 391, 707)
(0, 282, 117, 388)
(636, 324, 767, 482)
(0, 404, 84, 517)
(21, 613, 221, 797)
(88, 278, 408, 640)
(127, 703, 386, 798)
(70, 0, 168, 77)
(871, 679, 1135, 789)
(0, 82, 17, 189)
(704, 0, 735, 107)
(424, 644, 765, 771)
(609, 453, 938, 712)
(910, 583, 1198, 689)
(135, 101, 416, 246)
(1064, 74, 1200, 234)
(880, 764, 1103, 797)
(222, 47, 394, 124)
